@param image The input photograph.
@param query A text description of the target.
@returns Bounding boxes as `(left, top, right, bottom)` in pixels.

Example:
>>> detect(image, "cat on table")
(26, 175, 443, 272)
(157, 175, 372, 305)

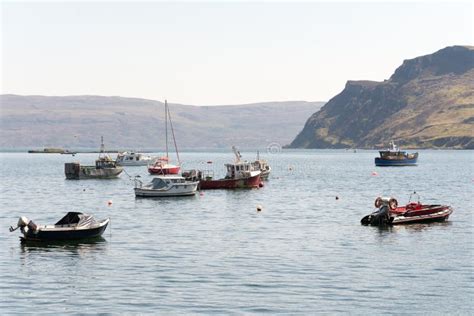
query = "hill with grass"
(288, 45, 474, 149)
(0, 95, 323, 150)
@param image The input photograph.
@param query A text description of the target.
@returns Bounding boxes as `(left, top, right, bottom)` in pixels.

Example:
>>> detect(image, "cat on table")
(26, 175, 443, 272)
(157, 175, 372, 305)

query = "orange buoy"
(372, 171, 378, 176)
(107, 200, 113, 206)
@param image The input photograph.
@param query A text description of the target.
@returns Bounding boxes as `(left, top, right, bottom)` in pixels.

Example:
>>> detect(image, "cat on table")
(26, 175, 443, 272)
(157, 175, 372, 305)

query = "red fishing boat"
(183, 146, 262, 189)
(361, 192, 453, 226)
(148, 100, 181, 175)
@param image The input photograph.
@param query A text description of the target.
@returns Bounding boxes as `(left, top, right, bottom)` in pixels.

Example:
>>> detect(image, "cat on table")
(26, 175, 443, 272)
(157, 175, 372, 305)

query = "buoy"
(207, 161, 212, 164)
(258, 182, 264, 188)
(336, 196, 339, 200)
(199, 192, 204, 196)
(372, 171, 378, 176)
(256, 204, 263, 212)
(107, 200, 113, 206)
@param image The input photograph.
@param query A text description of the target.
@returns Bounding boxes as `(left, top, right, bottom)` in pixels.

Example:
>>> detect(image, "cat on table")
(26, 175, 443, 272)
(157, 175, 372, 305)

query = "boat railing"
(134, 176, 143, 188)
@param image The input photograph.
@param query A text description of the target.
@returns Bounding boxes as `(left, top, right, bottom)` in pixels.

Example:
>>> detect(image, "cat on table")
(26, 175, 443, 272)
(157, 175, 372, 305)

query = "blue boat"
(375, 141, 418, 166)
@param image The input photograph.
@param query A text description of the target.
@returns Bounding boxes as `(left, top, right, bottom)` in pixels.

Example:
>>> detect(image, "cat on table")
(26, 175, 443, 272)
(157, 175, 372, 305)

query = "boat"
(65, 137, 123, 179)
(252, 150, 271, 180)
(116, 151, 156, 166)
(184, 146, 262, 189)
(375, 141, 418, 166)
(134, 175, 199, 197)
(9, 212, 109, 242)
(361, 192, 453, 226)
(148, 100, 181, 175)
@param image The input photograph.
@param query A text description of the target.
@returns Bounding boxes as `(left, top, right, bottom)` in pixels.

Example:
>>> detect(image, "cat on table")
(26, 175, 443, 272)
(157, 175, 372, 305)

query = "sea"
(0, 150, 472, 314)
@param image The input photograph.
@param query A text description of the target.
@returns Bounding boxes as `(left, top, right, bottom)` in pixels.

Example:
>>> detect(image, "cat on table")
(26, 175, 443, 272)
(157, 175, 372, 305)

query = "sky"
(1, 1, 472, 105)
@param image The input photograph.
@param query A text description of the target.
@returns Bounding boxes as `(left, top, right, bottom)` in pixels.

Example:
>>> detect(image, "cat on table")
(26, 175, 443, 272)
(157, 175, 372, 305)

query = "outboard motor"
(9, 216, 37, 233)
(361, 197, 398, 226)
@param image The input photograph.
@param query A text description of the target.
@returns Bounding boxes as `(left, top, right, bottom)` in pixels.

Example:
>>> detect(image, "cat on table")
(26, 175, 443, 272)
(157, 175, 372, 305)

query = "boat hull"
(21, 221, 109, 242)
(117, 160, 151, 166)
(375, 157, 418, 166)
(148, 166, 180, 175)
(65, 163, 123, 179)
(134, 183, 198, 197)
(199, 174, 261, 189)
(390, 205, 453, 225)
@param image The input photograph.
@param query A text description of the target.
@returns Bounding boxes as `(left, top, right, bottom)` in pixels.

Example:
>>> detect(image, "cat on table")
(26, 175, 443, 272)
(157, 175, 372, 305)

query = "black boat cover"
(55, 212, 98, 227)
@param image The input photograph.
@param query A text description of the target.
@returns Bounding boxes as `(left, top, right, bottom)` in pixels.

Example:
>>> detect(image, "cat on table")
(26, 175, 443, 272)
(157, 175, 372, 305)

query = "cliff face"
(289, 46, 474, 149)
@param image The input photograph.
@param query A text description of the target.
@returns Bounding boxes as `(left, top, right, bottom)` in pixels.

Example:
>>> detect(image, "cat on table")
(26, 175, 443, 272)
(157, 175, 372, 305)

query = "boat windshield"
(149, 178, 168, 189)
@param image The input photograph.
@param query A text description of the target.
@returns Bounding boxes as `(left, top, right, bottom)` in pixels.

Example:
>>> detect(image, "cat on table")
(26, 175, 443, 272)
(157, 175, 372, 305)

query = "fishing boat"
(116, 151, 156, 166)
(148, 100, 181, 175)
(134, 175, 199, 197)
(375, 141, 418, 166)
(184, 146, 262, 189)
(252, 150, 271, 180)
(65, 137, 123, 179)
(361, 192, 453, 226)
(9, 212, 109, 242)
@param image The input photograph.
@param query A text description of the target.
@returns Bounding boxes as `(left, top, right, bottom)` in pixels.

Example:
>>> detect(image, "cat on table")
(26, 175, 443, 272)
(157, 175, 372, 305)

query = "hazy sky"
(1, 1, 472, 105)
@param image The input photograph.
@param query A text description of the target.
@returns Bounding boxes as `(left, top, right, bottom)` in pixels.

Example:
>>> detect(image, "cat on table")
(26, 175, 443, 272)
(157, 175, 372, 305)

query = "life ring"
(389, 198, 398, 210)
(374, 197, 383, 208)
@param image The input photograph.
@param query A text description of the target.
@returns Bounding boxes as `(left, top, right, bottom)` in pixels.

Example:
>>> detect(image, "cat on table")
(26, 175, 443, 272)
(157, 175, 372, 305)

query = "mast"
(232, 145, 241, 163)
(165, 100, 169, 159)
(167, 104, 181, 165)
(100, 136, 105, 154)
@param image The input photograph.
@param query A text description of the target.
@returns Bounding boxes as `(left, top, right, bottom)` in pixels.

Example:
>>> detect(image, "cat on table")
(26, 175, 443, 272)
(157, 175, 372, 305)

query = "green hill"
(288, 45, 474, 149)
(0, 95, 323, 150)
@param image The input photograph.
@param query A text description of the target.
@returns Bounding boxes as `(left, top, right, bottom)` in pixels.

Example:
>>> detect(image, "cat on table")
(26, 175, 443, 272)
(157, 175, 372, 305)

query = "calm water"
(0, 150, 472, 314)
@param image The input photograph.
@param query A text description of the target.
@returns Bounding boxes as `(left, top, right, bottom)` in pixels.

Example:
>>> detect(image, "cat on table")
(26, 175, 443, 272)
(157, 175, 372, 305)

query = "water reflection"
(20, 237, 108, 258)
(371, 221, 453, 235)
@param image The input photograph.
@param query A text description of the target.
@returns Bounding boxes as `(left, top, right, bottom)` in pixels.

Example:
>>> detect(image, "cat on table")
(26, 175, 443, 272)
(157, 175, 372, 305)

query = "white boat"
(252, 150, 271, 180)
(116, 151, 156, 166)
(134, 176, 199, 197)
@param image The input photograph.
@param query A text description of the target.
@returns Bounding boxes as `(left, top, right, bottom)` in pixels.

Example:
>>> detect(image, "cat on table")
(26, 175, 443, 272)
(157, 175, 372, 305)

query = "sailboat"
(148, 100, 181, 175)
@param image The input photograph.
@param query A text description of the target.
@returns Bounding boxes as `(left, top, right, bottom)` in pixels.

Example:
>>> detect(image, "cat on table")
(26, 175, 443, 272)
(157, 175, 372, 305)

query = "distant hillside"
(288, 46, 474, 149)
(0, 95, 323, 150)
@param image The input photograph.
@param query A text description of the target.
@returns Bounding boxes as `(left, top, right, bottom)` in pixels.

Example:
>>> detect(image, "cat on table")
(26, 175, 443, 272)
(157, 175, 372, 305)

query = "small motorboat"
(134, 175, 199, 197)
(9, 212, 109, 242)
(116, 151, 156, 166)
(375, 141, 418, 166)
(361, 192, 453, 226)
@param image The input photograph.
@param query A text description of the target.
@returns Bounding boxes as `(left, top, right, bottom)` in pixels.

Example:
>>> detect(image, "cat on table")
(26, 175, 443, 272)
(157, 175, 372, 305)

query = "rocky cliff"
(289, 46, 474, 149)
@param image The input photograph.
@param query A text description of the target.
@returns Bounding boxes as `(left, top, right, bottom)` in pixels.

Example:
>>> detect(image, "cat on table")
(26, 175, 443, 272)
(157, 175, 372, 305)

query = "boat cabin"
(225, 162, 257, 179)
(96, 156, 117, 169)
(145, 176, 187, 189)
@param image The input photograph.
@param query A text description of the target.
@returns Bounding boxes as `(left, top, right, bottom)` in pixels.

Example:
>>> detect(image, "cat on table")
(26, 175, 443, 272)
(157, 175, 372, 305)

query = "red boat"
(183, 146, 263, 189)
(148, 157, 180, 175)
(148, 100, 181, 175)
(361, 192, 453, 226)
(199, 171, 262, 189)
